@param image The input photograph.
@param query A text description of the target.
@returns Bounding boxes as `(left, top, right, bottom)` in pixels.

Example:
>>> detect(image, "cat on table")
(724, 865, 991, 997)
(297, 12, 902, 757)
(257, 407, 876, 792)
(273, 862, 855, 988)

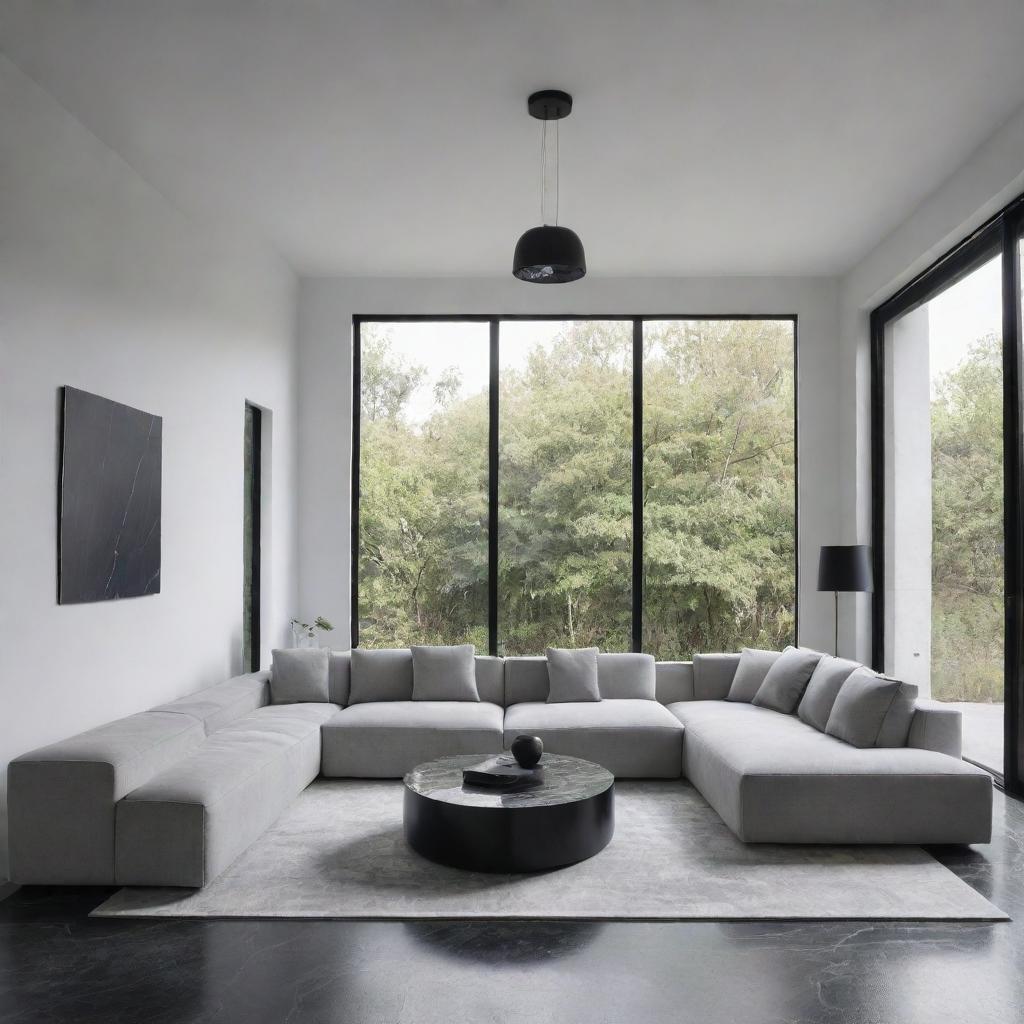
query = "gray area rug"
(92, 780, 1007, 921)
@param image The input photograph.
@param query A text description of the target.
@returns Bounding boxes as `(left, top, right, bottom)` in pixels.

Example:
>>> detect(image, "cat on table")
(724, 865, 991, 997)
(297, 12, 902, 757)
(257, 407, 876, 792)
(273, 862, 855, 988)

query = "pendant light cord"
(540, 118, 546, 224)
(554, 117, 559, 227)
(539, 116, 560, 226)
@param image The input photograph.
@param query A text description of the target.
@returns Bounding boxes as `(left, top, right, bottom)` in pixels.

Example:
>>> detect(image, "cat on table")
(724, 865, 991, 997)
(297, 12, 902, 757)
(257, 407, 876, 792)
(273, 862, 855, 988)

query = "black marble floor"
(1, 790, 1022, 1024)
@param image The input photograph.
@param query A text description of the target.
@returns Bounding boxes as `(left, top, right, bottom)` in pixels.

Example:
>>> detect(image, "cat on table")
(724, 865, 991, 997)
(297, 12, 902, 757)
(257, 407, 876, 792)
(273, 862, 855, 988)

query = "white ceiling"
(3, 1, 1024, 277)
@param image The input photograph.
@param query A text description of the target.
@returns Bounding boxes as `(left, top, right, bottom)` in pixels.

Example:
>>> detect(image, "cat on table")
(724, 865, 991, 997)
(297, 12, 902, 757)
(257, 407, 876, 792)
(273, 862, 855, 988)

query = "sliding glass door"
(872, 196, 1024, 793)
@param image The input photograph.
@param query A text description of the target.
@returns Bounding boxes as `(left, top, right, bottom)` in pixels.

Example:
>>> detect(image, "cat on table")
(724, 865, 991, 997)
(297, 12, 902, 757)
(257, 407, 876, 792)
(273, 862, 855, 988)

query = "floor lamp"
(817, 545, 873, 656)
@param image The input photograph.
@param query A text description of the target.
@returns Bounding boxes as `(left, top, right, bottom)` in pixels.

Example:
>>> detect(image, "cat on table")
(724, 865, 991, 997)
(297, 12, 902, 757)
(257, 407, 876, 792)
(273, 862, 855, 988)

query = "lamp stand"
(833, 591, 839, 656)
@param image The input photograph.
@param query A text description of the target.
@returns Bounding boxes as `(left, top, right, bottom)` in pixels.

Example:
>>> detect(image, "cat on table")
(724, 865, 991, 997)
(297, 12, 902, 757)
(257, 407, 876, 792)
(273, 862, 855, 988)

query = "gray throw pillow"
(411, 644, 480, 702)
(546, 647, 601, 703)
(751, 646, 824, 714)
(826, 668, 920, 748)
(797, 655, 861, 732)
(726, 648, 782, 702)
(270, 647, 330, 704)
(348, 648, 414, 705)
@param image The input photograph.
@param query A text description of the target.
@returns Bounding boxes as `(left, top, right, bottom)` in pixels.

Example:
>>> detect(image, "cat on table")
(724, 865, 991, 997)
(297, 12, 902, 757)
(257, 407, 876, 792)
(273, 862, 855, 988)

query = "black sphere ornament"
(510, 734, 544, 769)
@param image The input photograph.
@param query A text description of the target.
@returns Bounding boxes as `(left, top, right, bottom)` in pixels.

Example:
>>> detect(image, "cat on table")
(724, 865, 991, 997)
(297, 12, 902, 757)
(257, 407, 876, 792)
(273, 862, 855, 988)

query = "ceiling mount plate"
(528, 90, 573, 120)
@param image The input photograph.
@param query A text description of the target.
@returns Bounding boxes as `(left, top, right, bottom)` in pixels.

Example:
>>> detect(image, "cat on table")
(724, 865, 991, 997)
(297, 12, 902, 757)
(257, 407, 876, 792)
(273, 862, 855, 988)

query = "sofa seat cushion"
(668, 701, 992, 844)
(115, 704, 338, 886)
(321, 701, 504, 778)
(503, 700, 684, 778)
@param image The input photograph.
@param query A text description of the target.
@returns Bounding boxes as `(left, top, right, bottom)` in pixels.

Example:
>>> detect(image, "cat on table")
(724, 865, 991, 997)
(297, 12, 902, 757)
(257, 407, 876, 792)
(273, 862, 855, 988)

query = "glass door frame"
(870, 193, 1024, 795)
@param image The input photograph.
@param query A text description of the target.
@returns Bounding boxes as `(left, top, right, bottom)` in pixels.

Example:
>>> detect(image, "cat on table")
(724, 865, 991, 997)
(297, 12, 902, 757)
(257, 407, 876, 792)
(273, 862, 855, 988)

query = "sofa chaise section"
(8, 710, 207, 884)
(116, 703, 338, 887)
(671, 701, 992, 844)
(321, 701, 505, 777)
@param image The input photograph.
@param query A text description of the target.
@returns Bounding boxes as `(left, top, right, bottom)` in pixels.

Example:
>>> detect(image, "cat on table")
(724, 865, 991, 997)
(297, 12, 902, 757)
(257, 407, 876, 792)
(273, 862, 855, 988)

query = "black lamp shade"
(817, 545, 873, 593)
(512, 225, 586, 283)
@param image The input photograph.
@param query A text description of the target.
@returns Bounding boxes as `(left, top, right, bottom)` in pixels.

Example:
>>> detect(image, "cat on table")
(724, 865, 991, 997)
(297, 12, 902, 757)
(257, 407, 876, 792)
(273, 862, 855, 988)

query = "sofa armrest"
(7, 711, 205, 884)
(907, 702, 963, 759)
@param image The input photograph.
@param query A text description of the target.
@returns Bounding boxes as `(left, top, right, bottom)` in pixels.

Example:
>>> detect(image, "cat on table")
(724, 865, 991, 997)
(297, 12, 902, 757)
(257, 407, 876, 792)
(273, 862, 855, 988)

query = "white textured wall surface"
(0, 58, 299, 878)
(296, 274, 841, 658)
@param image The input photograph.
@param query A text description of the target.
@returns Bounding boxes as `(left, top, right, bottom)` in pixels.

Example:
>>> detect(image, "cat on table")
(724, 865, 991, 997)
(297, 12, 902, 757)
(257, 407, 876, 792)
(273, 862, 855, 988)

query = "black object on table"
(403, 753, 614, 873)
(461, 754, 543, 788)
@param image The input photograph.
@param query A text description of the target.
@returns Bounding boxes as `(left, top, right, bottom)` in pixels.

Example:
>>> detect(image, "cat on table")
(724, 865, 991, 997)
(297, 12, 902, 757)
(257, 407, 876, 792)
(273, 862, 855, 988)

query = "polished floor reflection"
(1, 789, 1022, 1024)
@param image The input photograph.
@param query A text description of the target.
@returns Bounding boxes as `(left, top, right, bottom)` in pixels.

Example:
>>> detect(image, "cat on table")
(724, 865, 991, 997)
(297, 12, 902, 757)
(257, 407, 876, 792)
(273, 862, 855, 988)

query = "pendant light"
(513, 90, 587, 283)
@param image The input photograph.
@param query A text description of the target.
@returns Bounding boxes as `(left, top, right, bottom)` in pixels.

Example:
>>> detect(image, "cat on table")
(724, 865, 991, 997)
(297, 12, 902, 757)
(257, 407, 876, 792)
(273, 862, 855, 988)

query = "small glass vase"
(291, 625, 318, 649)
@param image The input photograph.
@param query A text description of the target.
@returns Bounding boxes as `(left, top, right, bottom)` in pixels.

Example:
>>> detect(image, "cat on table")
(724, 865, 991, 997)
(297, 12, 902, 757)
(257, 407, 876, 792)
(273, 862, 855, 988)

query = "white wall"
(839, 99, 1024, 662)
(297, 275, 841, 656)
(0, 58, 299, 877)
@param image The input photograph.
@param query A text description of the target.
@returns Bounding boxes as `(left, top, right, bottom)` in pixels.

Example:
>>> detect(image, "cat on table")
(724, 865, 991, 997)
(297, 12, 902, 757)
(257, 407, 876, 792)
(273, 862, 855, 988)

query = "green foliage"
(931, 332, 1003, 702)
(358, 320, 796, 658)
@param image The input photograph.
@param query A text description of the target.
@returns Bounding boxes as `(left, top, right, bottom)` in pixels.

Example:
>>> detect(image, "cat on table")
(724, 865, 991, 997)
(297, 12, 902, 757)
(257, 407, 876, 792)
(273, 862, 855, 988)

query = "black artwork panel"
(58, 386, 162, 603)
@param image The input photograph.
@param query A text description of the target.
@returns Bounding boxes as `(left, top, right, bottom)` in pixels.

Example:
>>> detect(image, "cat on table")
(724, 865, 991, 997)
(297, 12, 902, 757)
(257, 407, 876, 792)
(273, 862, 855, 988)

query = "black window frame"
(351, 313, 800, 659)
(870, 191, 1024, 795)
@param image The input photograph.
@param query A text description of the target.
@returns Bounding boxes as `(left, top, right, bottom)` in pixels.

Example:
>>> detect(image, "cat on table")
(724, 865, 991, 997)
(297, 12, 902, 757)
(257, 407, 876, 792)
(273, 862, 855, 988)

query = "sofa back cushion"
(655, 661, 695, 704)
(328, 651, 351, 705)
(825, 667, 920, 748)
(797, 655, 861, 731)
(411, 645, 480, 702)
(503, 653, 658, 704)
(270, 648, 331, 704)
(597, 652, 656, 700)
(504, 657, 549, 705)
(473, 656, 505, 705)
(726, 649, 781, 703)
(751, 646, 823, 714)
(693, 653, 741, 700)
(348, 648, 414, 705)
(546, 647, 601, 702)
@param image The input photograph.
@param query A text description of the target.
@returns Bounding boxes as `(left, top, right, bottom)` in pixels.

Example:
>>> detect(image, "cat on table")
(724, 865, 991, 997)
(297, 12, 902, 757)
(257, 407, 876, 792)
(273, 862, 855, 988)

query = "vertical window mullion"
(488, 319, 499, 657)
(632, 318, 643, 653)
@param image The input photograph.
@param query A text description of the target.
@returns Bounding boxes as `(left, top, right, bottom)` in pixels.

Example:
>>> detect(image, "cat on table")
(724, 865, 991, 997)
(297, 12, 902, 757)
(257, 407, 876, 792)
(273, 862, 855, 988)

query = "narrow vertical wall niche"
(243, 403, 264, 672)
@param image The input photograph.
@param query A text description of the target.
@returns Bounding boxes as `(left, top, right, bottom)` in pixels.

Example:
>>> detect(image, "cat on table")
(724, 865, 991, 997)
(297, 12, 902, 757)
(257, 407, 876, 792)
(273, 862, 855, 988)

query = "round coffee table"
(403, 753, 614, 873)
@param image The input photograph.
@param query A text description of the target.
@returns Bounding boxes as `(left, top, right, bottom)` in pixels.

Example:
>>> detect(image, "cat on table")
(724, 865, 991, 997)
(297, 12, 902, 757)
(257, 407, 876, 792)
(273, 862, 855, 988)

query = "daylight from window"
(499, 321, 633, 655)
(642, 320, 796, 660)
(357, 321, 490, 648)
(356, 318, 796, 660)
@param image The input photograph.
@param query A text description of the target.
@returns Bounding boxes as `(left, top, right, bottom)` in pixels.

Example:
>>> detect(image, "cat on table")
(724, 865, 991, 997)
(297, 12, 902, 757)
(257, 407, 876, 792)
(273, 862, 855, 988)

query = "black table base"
(404, 784, 615, 873)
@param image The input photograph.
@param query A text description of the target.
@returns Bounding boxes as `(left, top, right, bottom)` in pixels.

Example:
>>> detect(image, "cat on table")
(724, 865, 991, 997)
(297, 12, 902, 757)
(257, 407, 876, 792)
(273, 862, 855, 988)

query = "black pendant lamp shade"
(513, 225, 586, 283)
(513, 89, 587, 283)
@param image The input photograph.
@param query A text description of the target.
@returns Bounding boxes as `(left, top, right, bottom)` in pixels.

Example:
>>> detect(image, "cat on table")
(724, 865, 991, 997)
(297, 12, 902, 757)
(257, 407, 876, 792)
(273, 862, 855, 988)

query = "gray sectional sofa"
(7, 649, 993, 888)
